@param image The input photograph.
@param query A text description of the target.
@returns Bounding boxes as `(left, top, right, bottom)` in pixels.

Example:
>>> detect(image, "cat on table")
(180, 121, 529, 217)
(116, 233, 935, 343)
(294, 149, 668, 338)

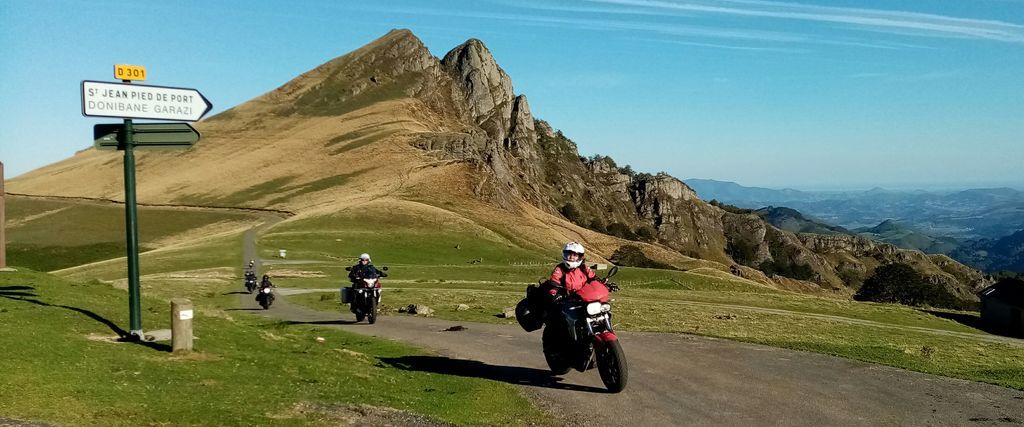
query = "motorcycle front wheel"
(367, 299, 378, 324)
(597, 339, 628, 393)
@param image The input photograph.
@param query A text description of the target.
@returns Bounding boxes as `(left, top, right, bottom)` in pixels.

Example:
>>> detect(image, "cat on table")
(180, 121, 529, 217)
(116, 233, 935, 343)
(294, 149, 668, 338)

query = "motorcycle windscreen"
(576, 280, 609, 303)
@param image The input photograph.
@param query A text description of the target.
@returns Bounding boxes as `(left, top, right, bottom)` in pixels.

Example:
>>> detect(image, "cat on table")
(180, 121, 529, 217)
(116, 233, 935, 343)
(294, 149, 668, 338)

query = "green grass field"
(0, 269, 552, 426)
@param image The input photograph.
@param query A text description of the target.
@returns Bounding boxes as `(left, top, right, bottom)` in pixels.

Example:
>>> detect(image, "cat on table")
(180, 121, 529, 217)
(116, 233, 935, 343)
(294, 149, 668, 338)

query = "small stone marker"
(171, 298, 193, 353)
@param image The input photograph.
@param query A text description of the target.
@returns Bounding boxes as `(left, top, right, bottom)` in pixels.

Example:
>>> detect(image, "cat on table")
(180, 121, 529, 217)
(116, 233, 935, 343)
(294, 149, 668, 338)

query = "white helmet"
(562, 242, 585, 269)
(359, 253, 371, 262)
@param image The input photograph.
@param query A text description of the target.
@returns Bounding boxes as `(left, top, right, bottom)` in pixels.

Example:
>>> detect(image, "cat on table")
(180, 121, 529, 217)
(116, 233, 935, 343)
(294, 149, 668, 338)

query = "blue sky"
(1, 0, 1022, 190)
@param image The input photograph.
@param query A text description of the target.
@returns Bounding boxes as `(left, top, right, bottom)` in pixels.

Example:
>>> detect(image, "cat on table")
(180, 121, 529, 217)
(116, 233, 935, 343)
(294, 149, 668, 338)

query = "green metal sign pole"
(122, 109, 143, 340)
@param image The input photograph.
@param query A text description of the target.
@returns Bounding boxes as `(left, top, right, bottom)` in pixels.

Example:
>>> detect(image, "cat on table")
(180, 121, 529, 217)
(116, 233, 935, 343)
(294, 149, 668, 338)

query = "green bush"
(710, 199, 753, 214)
(758, 258, 816, 281)
(635, 225, 658, 242)
(587, 218, 608, 233)
(855, 263, 968, 309)
(607, 222, 637, 240)
(609, 245, 674, 269)
(726, 239, 759, 266)
(559, 203, 583, 224)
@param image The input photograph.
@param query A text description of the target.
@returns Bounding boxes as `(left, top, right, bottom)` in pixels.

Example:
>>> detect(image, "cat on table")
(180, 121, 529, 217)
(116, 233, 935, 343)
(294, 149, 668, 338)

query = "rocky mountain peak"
(441, 38, 516, 135)
(265, 28, 439, 117)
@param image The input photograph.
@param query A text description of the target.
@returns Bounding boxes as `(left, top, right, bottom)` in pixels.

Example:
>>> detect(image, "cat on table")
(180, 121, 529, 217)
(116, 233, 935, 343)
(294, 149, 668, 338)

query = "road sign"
(114, 64, 146, 81)
(94, 123, 200, 150)
(81, 80, 212, 121)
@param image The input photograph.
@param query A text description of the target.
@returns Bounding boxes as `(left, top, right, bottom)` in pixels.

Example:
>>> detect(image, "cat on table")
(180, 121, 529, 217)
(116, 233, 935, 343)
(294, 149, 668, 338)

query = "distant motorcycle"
(516, 266, 628, 393)
(342, 266, 388, 324)
(244, 273, 258, 294)
(256, 283, 275, 309)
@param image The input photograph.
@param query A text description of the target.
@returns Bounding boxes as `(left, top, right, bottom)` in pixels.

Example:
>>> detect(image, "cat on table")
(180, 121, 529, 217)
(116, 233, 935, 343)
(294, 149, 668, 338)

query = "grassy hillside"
(5, 195, 264, 271)
(259, 201, 551, 267)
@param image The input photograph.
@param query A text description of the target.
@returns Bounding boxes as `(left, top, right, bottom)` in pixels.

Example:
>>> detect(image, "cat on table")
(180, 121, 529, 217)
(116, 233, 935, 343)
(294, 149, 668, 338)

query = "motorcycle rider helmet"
(562, 241, 585, 269)
(359, 253, 371, 263)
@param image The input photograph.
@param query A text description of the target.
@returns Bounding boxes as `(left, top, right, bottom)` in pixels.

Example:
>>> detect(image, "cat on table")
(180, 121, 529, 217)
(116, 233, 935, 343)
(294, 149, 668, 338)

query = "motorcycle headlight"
(602, 303, 611, 313)
(262, 288, 271, 294)
(586, 302, 603, 315)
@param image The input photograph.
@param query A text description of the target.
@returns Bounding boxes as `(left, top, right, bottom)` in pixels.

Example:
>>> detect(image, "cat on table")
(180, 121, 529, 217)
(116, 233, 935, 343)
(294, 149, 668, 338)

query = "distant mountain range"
(854, 219, 960, 255)
(686, 179, 1024, 240)
(951, 230, 1024, 273)
(688, 179, 1024, 272)
(752, 206, 850, 236)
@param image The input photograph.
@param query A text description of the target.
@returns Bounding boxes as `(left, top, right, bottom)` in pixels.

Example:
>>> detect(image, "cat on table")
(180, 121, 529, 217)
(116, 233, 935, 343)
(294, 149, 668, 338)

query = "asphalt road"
(236, 289, 1023, 426)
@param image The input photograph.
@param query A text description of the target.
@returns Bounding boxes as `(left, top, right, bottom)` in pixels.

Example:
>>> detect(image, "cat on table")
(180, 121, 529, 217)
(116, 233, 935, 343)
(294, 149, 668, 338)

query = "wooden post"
(0, 160, 6, 269)
(171, 298, 193, 353)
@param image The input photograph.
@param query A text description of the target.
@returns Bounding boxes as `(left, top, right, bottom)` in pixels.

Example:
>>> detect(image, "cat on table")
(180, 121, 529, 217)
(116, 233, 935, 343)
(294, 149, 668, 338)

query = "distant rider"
(547, 242, 599, 299)
(260, 274, 274, 288)
(348, 253, 382, 283)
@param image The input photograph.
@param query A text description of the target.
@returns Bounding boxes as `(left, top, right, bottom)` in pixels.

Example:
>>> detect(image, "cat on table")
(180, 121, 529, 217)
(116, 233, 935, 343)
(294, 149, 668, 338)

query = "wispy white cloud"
(628, 36, 807, 52)
(586, 0, 1024, 43)
(849, 69, 969, 82)
(339, 2, 955, 52)
(347, 4, 809, 44)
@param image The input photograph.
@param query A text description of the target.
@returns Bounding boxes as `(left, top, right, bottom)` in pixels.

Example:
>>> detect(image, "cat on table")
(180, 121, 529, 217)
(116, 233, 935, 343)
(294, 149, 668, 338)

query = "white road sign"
(81, 80, 212, 121)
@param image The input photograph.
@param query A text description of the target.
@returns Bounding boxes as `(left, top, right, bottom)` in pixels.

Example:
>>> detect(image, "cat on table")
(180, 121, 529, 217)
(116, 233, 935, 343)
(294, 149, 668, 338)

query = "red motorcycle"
(517, 266, 628, 393)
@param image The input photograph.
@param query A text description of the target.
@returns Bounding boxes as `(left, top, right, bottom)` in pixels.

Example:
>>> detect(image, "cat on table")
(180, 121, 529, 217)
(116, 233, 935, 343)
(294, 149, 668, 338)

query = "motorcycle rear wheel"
(597, 340, 628, 393)
(542, 325, 571, 375)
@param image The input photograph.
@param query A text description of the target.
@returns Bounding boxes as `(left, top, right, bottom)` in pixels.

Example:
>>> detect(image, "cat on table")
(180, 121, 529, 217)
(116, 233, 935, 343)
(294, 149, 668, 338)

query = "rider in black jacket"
(348, 253, 381, 282)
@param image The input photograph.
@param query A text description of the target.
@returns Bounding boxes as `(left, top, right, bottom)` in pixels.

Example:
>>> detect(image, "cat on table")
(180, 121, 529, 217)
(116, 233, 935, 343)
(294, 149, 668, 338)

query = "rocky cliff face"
(204, 29, 986, 299)
(393, 30, 988, 298)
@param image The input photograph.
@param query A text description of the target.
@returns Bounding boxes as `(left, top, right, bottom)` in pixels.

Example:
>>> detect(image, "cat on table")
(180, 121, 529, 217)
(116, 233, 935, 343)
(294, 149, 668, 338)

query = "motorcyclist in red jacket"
(548, 241, 598, 296)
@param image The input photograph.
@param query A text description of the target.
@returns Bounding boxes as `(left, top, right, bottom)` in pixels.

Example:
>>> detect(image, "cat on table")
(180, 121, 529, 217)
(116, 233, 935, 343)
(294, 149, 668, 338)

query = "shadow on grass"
(285, 319, 360, 325)
(0, 285, 38, 298)
(919, 309, 986, 331)
(924, 309, 1024, 339)
(0, 286, 170, 353)
(380, 355, 609, 393)
(226, 307, 266, 311)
